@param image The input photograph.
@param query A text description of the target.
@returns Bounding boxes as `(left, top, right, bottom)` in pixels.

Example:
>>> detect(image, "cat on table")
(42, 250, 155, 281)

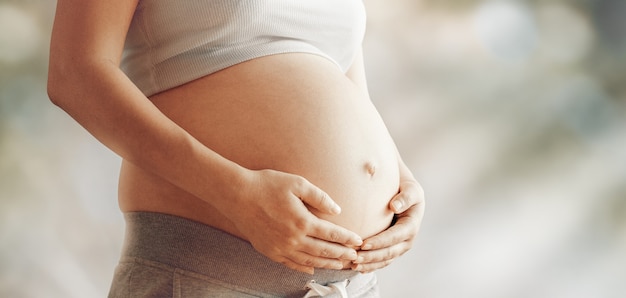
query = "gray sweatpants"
(108, 212, 379, 297)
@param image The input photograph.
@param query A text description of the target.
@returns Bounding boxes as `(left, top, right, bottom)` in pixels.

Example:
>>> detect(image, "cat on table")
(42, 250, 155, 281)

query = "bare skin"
(48, 0, 425, 275)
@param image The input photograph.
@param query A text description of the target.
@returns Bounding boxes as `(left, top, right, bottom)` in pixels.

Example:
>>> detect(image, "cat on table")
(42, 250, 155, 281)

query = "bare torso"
(118, 53, 400, 240)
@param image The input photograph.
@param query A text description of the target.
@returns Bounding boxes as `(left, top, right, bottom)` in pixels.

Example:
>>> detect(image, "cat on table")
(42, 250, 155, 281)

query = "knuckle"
(368, 239, 380, 249)
(320, 248, 329, 257)
(328, 230, 340, 242)
(359, 264, 374, 273)
(294, 217, 310, 231)
(385, 248, 394, 259)
(313, 189, 327, 207)
(338, 248, 354, 260)
(321, 192, 333, 208)
(285, 237, 301, 249)
(294, 176, 308, 190)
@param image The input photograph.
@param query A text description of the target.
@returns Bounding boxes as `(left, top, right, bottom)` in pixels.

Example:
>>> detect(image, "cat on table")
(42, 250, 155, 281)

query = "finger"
(351, 259, 394, 273)
(310, 218, 363, 247)
(299, 236, 359, 261)
(390, 180, 425, 213)
(287, 250, 347, 270)
(360, 218, 414, 251)
(295, 178, 342, 215)
(354, 241, 411, 265)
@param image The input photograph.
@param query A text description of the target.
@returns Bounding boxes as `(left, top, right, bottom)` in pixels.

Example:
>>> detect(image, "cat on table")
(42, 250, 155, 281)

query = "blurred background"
(1, 0, 625, 297)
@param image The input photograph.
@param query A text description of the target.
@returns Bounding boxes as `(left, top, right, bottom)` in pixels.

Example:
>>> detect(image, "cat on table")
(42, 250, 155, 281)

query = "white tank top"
(121, 0, 367, 96)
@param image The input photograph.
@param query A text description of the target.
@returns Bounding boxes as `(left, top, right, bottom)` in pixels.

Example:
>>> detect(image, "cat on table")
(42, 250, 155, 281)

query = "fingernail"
(392, 200, 403, 212)
(355, 256, 364, 263)
(362, 243, 372, 250)
(332, 204, 341, 215)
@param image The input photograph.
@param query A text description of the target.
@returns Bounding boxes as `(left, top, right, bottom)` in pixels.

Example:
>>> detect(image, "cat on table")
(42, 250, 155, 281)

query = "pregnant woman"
(48, 0, 425, 297)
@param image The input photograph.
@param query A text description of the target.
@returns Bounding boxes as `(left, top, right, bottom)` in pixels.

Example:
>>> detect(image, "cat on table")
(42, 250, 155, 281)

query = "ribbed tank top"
(121, 0, 367, 96)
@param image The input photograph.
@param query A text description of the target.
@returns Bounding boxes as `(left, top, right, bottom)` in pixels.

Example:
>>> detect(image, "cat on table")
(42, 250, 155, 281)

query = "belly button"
(364, 162, 377, 177)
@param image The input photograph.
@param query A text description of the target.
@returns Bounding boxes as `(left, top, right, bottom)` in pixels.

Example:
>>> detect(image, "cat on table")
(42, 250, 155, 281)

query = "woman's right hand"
(230, 169, 363, 274)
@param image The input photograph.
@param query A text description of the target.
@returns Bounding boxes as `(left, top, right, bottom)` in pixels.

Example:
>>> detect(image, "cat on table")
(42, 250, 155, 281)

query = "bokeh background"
(1, 0, 625, 297)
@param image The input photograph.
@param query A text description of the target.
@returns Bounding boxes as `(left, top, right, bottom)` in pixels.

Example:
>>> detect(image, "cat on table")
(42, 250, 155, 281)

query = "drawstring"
(304, 279, 349, 298)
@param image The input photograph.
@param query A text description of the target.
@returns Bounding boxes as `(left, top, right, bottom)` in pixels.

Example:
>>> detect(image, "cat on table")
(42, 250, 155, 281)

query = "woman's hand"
(230, 169, 363, 275)
(352, 174, 425, 273)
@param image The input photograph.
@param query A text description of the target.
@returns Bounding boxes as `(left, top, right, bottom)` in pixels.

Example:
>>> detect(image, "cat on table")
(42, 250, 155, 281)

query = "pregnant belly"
(119, 54, 400, 239)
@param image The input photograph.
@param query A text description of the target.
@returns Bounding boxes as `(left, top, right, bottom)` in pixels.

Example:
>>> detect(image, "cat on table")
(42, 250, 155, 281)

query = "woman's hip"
(108, 211, 379, 297)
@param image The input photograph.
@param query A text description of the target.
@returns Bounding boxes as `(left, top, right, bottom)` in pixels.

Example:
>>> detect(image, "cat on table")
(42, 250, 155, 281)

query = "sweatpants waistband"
(119, 212, 372, 297)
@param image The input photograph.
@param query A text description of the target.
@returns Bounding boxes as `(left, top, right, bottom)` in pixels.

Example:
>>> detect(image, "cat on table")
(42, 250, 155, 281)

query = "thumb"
(390, 180, 424, 213)
(390, 192, 407, 214)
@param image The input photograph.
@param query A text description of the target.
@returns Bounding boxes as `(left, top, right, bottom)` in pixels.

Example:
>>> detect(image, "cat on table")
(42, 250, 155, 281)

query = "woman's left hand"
(352, 176, 425, 273)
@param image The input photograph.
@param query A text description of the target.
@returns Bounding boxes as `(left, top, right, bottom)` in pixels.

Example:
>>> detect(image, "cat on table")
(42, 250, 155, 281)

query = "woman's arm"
(48, 0, 362, 274)
(346, 47, 426, 272)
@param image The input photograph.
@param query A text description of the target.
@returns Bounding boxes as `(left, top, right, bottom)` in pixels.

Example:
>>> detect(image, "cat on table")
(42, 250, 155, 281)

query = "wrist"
(210, 162, 253, 213)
